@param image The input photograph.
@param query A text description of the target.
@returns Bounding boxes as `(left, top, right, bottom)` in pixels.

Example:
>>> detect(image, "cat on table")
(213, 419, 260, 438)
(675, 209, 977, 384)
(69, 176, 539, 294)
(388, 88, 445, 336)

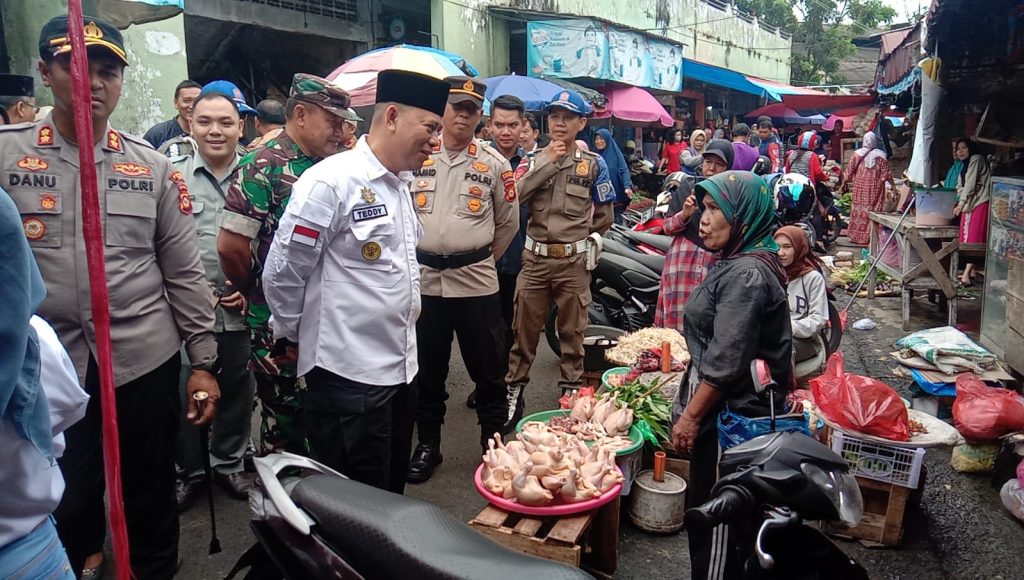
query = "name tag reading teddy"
(353, 204, 389, 222)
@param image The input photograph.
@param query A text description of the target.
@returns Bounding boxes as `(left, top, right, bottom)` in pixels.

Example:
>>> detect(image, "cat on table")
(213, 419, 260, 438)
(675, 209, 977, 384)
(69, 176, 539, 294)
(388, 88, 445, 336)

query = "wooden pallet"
(823, 476, 910, 547)
(469, 497, 620, 579)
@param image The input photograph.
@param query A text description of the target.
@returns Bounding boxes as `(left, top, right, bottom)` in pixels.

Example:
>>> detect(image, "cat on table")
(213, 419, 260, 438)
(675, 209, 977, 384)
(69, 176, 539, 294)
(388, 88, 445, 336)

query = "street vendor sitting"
(775, 225, 829, 362)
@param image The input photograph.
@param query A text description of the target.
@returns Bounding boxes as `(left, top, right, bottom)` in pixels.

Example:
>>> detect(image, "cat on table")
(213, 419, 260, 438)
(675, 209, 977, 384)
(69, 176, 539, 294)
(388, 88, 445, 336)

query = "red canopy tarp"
(781, 94, 877, 117)
(593, 86, 673, 127)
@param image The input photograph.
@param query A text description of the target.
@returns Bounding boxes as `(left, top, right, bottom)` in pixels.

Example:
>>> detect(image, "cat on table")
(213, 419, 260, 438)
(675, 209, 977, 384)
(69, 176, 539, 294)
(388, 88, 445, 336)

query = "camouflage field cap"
(290, 73, 351, 119)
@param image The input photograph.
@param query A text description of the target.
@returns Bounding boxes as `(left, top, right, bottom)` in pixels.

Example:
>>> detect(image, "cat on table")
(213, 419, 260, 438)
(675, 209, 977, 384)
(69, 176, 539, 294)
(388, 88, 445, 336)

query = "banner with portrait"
(526, 20, 609, 80)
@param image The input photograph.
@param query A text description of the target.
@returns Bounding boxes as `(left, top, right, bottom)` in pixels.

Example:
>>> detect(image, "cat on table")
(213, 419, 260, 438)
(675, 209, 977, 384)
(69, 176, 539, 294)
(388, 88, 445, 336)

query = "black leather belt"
(416, 246, 491, 270)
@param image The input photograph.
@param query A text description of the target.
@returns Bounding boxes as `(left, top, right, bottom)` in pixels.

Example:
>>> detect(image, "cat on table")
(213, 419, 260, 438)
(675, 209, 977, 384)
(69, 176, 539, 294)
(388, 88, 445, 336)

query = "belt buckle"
(548, 244, 565, 258)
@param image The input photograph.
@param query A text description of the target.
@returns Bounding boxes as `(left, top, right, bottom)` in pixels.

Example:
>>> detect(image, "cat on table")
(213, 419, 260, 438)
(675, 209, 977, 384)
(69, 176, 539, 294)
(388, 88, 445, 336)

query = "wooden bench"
(469, 497, 620, 579)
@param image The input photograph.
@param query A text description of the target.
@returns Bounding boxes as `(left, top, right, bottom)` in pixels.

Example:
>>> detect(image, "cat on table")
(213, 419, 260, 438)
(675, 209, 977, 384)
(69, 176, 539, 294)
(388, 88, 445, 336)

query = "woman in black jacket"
(672, 171, 793, 580)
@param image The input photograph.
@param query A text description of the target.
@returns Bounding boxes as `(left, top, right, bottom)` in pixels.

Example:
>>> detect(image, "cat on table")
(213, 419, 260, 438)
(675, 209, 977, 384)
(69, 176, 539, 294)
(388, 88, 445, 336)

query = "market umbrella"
(745, 103, 825, 125)
(327, 45, 477, 107)
(593, 86, 673, 127)
(483, 74, 565, 111)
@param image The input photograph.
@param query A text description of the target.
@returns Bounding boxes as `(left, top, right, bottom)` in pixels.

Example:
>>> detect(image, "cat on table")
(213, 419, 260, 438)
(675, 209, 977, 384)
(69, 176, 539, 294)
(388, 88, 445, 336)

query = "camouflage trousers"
(254, 372, 308, 455)
(249, 306, 308, 454)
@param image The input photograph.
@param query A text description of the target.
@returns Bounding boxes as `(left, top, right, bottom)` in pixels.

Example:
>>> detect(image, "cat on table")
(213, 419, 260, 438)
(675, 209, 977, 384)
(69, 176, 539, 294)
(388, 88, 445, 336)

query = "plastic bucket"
(583, 326, 627, 372)
(914, 188, 957, 226)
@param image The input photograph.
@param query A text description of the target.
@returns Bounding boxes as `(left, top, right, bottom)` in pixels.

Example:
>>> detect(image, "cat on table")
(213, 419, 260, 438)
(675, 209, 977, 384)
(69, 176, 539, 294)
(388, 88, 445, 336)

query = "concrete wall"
(0, 1, 188, 137)
(435, 0, 791, 82)
(185, 0, 374, 44)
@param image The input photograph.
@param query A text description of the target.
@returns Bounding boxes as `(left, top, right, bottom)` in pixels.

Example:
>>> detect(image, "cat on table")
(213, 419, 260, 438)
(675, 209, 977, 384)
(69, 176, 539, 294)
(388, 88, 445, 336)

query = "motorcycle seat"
(291, 474, 594, 580)
(601, 239, 664, 276)
(619, 229, 672, 253)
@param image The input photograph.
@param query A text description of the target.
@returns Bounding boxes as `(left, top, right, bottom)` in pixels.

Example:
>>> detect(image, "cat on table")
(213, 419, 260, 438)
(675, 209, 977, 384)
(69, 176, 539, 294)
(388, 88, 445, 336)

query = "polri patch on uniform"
(513, 162, 529, 181)
(353, 204, 388, 222)
(291, 224, 320, 247)
(179, 192, 193, 214)
(37, 126, 53, 146)
(471, 161, 490, 173)
(112, 162, 152, 177)
(23, 218, 45, 240)
(39, 193, 59, 212)
(415, 179, 430, 190)
(361, 241, 382, 261)
(360, 186, 376, 204)
(17, 156, 48, 172)
(576, 159, 590, 176)
(468, 185, 484, 197)
(467, 198, 482, 213)
(415, 193, 429, 208)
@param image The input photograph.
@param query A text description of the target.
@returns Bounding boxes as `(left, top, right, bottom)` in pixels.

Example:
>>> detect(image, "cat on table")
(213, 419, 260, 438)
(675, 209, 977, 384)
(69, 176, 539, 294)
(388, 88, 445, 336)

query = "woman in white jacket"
(775, 226, 829, 362)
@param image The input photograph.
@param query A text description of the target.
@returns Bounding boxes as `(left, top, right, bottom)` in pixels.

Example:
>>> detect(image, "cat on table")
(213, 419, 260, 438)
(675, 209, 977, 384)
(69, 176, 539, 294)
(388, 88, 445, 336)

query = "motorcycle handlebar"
(684, 487, 749, 533)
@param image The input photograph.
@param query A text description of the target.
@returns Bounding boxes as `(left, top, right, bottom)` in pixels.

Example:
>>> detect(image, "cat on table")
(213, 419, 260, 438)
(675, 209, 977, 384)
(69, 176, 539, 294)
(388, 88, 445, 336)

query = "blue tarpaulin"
(683, 58, 770, 98)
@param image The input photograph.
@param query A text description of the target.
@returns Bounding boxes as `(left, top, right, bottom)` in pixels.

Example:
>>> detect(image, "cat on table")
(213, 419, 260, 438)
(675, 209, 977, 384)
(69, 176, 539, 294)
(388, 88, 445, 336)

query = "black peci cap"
(39, 16, 128, 66)
(376, 70, 449, 117)
(0, 74, 34, 97)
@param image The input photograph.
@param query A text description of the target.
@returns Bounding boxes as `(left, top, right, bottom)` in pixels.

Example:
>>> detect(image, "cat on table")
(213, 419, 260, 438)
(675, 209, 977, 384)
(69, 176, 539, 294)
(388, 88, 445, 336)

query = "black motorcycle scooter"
(228, 453, 594, 580)
(685, 361, 869, 579)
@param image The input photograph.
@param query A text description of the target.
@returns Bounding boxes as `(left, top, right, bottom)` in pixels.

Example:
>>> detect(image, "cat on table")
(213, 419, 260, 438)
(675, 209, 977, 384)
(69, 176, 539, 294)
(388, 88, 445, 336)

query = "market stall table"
(867, 212, 960, 330)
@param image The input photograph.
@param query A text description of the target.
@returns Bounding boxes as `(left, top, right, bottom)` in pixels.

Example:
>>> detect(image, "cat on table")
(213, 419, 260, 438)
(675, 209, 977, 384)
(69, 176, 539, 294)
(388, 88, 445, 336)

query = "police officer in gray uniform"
(0, 16, 219, 578)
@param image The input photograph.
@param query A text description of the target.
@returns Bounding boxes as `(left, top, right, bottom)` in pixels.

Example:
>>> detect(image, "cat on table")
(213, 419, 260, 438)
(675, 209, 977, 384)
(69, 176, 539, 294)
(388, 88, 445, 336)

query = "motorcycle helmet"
(797, 130, 819, 151)
(773, 173, 814, 224)
(752, 156, 771, 175)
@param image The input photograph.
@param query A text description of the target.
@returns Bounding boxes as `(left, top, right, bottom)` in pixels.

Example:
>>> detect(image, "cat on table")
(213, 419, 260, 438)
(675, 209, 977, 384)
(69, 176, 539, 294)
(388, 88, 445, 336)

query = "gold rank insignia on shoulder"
(468, 142, 478, 157)
(576, 159, 590, 176)
(361, 241, 382, 261)
(360, 186, 376, 204)
(106, 130, 122, 152)
(37, 126, 53, 146)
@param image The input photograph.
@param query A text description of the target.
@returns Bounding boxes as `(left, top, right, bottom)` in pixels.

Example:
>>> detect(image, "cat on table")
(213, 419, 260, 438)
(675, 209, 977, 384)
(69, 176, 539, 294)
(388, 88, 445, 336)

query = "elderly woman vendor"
(671, 171, 794, 579)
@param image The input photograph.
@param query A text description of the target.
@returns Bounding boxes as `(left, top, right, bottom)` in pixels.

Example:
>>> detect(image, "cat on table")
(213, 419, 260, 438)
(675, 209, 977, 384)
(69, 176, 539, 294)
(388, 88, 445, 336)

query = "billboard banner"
(527, 20, 682, 92)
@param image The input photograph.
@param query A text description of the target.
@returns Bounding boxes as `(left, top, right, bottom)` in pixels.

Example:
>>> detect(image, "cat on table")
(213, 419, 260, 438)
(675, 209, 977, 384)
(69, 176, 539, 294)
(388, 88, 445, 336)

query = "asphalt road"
(162, 292, 1022, 578)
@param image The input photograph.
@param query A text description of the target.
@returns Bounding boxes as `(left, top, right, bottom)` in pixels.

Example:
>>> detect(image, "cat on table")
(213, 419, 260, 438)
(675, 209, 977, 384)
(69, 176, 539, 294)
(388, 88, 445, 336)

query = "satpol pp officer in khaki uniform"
(406, 77, 518, 483)
(505, 90, 615, 426)
(0, 16, 219, 579)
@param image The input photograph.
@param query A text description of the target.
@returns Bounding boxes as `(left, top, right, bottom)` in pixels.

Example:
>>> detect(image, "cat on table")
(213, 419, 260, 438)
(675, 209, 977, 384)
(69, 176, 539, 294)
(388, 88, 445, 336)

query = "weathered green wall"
(435, 0, 792, 84)
(1, 1, 188, 136)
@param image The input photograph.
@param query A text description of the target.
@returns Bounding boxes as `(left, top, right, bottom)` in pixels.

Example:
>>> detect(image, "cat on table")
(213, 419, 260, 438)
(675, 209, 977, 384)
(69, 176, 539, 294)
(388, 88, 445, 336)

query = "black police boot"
(406, 443, 443, 484)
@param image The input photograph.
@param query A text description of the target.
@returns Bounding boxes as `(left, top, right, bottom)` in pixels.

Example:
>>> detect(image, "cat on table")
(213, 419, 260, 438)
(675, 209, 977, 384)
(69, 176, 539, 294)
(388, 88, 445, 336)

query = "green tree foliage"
(735, 0, 897, 84)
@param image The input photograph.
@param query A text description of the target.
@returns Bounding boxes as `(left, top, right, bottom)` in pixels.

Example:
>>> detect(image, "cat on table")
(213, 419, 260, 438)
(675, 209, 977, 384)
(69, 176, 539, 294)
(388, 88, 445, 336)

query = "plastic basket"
(831, 431, 925, 489)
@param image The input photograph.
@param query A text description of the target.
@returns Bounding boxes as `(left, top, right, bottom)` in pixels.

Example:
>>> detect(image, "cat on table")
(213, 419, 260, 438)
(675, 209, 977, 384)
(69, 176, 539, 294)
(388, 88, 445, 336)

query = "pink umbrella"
(594, 86, 673, 127)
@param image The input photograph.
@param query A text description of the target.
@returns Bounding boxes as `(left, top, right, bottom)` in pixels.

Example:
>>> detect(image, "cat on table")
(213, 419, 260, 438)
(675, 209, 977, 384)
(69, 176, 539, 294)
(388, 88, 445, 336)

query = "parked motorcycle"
(228, 453, 594, 580)
(684, 361, 868, 579)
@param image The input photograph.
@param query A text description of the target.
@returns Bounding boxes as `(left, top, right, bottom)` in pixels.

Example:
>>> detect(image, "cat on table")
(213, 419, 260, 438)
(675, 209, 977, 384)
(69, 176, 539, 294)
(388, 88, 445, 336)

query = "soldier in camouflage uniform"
(218, 73, 350, 454)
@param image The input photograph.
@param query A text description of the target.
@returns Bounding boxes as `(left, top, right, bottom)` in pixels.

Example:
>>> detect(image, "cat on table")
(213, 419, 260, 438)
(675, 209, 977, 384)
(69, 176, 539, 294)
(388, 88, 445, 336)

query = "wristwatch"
(192, 358, 221, 374)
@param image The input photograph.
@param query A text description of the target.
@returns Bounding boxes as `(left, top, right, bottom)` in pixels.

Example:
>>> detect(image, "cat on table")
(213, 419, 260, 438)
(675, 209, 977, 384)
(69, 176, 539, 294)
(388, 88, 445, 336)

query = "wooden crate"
(582, 371, 604, 389)
(823, 476, 910, 547)
(469, 497, 620, 579)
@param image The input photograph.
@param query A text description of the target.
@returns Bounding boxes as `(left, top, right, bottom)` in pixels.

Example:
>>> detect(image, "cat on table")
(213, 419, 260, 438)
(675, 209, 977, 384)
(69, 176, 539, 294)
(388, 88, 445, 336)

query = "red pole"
(64, 4, 132, 579)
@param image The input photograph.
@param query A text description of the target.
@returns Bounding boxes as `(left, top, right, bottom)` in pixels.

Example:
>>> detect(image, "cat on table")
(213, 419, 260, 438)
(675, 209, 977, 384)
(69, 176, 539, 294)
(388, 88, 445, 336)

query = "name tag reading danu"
(353, 204, 388, 222)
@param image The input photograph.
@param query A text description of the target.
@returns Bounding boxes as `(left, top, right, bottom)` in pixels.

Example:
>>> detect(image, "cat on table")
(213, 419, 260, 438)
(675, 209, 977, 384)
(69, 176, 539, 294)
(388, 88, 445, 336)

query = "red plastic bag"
(810, 352, 911, 441)
(952, 374, 1024, 441)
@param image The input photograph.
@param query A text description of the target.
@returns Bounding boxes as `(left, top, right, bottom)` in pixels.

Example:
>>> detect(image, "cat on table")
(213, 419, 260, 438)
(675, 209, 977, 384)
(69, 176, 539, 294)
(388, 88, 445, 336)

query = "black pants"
(498, 272, 518, 348)
(55, 354, 181, 580)
(686, 407, 741, 580)
(415, 294, 509, 448)
(303, 369, 417, 495)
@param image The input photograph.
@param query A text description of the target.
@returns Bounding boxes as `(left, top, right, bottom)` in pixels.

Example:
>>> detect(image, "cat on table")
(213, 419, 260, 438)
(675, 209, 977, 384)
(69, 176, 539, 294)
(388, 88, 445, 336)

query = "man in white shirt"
(263, 70, 449, 494)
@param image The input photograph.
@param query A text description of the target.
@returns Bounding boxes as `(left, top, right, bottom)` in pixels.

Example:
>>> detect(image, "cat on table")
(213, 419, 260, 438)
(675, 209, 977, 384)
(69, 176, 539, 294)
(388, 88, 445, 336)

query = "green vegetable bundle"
(604, 376, 673, 447)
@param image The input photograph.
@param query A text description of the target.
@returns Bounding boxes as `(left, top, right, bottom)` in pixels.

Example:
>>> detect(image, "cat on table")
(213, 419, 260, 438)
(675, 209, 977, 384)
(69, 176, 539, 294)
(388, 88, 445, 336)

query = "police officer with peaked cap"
(0, 15, 219, 578)
(505, 89, 616, 426)
(0, 74, 37, 125)
(262, 69, 450, 494)
(405, 76, 518, 483)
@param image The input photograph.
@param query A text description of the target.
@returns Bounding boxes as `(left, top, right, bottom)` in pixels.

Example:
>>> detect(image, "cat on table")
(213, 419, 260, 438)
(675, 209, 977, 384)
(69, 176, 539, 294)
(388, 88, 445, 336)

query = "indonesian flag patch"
(290, 224, 320, 247)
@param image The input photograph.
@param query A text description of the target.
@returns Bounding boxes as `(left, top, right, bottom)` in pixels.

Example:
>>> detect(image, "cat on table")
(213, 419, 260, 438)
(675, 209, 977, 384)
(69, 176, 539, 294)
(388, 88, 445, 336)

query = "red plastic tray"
(473, 463, 622, 516)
